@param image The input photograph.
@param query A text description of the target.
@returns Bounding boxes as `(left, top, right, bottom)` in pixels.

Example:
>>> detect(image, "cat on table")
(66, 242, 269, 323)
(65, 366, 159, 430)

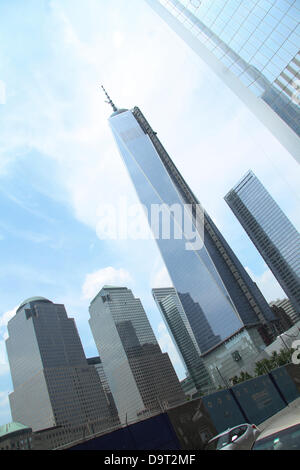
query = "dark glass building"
(225, 170, 300, 319)
(152, 287, 215, 393)
(6, 297, 114, 432)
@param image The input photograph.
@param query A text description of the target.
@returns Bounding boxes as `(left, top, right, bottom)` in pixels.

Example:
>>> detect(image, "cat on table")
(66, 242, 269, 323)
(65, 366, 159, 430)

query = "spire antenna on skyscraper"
(101, 85, 118, 112)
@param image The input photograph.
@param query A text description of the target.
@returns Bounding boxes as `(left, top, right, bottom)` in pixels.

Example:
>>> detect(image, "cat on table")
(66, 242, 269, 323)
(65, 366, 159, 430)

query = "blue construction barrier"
(69, 413, 180, 450)
(270, 365, 300, 404)
(285, 363, 300, 394)
(166, 398, 217, 449)
(202, 389, 246, 433)
(68, 364, 300, 450)
(231, 373, 286, 425)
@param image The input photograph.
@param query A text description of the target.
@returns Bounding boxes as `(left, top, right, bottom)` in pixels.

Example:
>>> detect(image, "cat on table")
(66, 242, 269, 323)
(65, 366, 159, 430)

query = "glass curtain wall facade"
(270, 297, 299, 324)
(87, 356, 120, 423)
(225, 170, 300, 318)
(108, 106, 277, 364)
(89, 286, 185, 424)
(6, 297, 114, 432)
(152, 287, 214, 393)
(145, 0, 300, 163)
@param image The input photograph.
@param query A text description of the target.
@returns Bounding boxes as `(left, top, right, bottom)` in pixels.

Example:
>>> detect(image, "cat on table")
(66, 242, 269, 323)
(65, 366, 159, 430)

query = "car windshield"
(252, 424, 300, 450)
(206, 432, 231, 450)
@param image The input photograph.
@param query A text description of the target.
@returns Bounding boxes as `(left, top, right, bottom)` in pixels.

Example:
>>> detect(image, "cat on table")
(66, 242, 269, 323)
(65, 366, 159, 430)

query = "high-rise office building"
(152, 287, 214, 392)
(270, 298, 299, 324)
(225, 170, 300, 319)
(87, 356, 119, 423)
(152, 287, 271, 389)
(105, 97, 277, 384)
(269, 303, 294, 333)
(145, 0, 300, 163)
(88, 286, 185, 423)
(6, 297, 114, 432)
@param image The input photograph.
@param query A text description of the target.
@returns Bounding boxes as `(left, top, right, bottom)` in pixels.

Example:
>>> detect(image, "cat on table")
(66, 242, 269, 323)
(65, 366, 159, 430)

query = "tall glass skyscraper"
(145, 0, 300, 163)
(6, 297, 114, 432)
(87, 356, 120, 423)
(152, 287, 216, 392)
(89, 286, 185, 423)
(225, 170, 300, 318)
(106, 101, 277, 369)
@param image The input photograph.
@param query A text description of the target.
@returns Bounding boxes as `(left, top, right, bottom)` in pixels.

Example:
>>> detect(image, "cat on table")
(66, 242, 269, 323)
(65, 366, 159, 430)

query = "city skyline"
(0, 0, 299, 426)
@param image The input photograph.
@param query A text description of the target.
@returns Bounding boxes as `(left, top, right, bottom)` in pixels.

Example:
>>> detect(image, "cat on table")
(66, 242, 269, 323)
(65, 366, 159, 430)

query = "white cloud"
(0, 306, 16, 377)
(0, 391, 9, 409)
(113, 31, 124, 48)
(0, 80, 6, 105)
(0, 306, 17, 330)
(0, 306, 17, 376)
(82, 267, 133, 300)
(0, 390, 11, 425)
(0, 0, 208, 237)
(151, 265, 172, 289)
(0, 342, 9, 376)
(245, 266, 285, 303)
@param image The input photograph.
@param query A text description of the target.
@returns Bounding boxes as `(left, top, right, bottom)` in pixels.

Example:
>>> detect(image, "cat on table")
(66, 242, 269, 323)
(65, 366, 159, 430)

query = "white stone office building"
(6, 297, 114, 433)
(89, 286, 185, 424)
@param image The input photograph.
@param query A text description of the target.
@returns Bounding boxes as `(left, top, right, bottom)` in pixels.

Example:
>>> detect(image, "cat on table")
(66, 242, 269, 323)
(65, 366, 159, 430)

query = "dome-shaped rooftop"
(16, 296, 52, 314)
(0, 422, 31, 439)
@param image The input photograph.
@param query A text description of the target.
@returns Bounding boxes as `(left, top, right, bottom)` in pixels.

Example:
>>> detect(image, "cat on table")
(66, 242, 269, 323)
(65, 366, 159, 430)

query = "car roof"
(256, 420, 300, 441)
(209, 424, 250, 441)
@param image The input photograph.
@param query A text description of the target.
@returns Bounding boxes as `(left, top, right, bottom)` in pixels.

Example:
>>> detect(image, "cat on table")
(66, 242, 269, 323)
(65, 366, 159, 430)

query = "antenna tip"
(100, 85, 118, 112)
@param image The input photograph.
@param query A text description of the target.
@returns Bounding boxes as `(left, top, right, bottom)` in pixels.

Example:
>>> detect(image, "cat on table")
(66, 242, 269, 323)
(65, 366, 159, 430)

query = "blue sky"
(0, 0, 299, 425)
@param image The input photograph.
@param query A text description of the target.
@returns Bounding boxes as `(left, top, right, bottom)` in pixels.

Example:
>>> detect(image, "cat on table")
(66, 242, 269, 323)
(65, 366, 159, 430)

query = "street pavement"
(257, 397, 300, 439)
